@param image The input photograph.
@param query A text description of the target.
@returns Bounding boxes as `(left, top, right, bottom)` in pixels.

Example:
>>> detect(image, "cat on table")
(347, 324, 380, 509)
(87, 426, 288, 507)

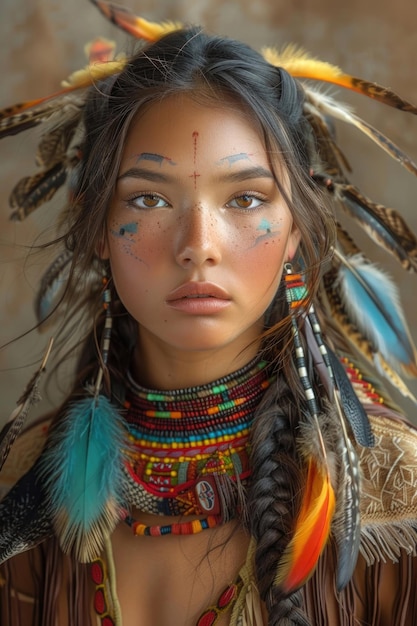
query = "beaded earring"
(41, 272, 128, 563)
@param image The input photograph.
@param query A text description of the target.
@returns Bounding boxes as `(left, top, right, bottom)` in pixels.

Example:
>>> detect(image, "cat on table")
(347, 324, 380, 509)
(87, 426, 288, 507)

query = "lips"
(166, 282, 231, 314)
(166, 282, 230, 302)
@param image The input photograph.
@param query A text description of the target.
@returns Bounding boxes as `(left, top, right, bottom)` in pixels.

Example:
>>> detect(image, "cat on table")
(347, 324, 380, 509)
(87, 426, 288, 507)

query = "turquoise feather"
(42, 394, 127, 562)
(337, 253, 417, 376)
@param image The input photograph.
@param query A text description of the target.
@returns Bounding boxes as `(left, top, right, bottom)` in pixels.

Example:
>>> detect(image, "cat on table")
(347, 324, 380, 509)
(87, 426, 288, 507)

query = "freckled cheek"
(108, 219, 167, 264)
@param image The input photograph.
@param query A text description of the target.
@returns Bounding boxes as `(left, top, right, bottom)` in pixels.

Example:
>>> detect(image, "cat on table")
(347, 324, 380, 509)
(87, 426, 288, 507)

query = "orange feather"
(90, 0, 181, 42)
(275, 457, 335, 593)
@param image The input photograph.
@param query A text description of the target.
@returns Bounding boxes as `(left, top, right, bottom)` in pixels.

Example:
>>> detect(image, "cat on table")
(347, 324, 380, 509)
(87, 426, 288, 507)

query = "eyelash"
(125, 191, 268, 211)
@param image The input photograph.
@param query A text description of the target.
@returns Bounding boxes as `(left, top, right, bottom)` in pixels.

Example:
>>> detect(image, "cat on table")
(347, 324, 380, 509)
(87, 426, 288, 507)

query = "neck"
(131, 333, 262, 390)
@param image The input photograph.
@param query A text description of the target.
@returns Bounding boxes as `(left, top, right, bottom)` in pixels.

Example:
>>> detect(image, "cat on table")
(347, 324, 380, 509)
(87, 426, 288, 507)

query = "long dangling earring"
(280, 262, 368, 593)
(94, 274, 113, 395)
(41, 270, 127, 563)
(283, 263, 320, 416)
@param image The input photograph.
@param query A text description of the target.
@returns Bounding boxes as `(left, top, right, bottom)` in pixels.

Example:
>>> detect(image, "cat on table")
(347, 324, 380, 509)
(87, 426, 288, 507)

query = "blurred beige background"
(0, 0, 417, 422)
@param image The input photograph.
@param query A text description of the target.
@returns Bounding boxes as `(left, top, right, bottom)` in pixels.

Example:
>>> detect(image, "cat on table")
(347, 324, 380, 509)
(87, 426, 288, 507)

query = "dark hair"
(60, 28, 336, 624)
(69, 27, 333, 281)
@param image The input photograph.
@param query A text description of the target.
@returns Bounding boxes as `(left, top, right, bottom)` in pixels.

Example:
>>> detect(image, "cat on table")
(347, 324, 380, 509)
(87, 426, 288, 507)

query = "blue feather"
(41, 394, 127, 562)
(35, 249, 72, 324)
(337, 254, 417, 376)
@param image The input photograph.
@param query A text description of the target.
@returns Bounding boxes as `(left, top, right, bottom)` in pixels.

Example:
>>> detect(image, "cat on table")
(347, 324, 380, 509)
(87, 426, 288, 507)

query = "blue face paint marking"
(118, 222, 138, 237)
(111, 222, 138, 238)
(136, 152, 176, 166)
(257, 218, 272, 234)
(251, 219, 281, 248)
(217, 152, 252, 167)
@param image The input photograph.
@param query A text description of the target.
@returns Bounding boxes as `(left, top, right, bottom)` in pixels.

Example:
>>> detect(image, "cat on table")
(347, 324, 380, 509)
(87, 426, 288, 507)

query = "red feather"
(275, 457, 335, 593)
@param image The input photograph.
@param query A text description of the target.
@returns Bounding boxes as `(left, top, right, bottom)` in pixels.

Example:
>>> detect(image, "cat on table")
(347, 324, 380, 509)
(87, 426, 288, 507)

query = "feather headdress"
(1, 0, 416, 384)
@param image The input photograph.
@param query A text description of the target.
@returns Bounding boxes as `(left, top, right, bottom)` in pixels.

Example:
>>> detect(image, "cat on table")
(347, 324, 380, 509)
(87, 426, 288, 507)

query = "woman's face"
(103, 95, 299, 375)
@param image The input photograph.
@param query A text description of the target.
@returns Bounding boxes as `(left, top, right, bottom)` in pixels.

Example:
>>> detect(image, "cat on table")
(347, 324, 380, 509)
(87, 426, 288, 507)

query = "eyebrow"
(118, 168, 175, 183)
(117, 165, 274, 184)
(217, 166, 274, 183)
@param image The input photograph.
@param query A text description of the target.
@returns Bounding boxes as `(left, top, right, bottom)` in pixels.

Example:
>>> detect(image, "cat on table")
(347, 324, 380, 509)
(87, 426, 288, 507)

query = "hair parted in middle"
(59, 28, 336, 392)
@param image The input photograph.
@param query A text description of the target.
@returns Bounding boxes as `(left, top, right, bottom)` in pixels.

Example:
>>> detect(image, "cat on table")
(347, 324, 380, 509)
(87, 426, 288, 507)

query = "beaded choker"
(122, 358, 271, 521)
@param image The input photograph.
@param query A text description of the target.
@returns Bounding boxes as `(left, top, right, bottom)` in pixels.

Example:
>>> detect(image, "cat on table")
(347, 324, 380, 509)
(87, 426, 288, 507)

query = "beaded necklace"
(91, 360, 271, 626)
(123, 358, 271, 522)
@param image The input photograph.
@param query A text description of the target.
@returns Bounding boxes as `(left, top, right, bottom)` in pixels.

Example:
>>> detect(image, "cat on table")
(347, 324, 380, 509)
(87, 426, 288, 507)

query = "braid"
(248, 377, 311, 625)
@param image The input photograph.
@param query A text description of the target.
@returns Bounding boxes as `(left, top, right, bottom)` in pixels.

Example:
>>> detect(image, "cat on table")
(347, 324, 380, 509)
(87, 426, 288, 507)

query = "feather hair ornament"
(0, 338, 54, 471)
(301, 316, 364, 589)
(90, 0, 182, 41)
(312, 175, 417, 273)
(334, 251, 417, 373)
(41, 394, 127, 562)
(278, 267, 337, 593)
(284, 265, 366, 591)
(263, 45, 417, 113)
(0, 457, 54, 563)
(1, 0, 417, 576)
(34, 248, 73, 325)
(274, 454, 335, 593)
(40, 279, 128, 562)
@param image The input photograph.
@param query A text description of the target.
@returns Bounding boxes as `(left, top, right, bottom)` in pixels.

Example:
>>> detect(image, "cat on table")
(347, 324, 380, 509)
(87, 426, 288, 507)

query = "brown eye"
(129, 193, 169, 209)
(227, 194, 264, 210)
(235, 195, 253, 209)
(142, 194, 162, 208)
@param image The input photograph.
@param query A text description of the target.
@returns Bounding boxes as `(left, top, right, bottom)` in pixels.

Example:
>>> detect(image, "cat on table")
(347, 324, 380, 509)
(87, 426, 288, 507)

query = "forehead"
(121, 94, 270, 162)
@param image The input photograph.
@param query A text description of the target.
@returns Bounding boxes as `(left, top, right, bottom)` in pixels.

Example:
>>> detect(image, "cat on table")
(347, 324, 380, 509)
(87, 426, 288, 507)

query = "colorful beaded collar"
(122, 358, 272, 522)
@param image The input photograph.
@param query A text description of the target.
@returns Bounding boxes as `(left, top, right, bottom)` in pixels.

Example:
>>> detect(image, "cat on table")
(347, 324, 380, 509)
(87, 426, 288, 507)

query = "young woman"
(1, 11, 417, 626)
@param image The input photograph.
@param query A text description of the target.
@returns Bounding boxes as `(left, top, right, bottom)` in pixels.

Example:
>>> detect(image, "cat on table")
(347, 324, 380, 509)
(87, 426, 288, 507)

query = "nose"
(174, 204, 222, 269)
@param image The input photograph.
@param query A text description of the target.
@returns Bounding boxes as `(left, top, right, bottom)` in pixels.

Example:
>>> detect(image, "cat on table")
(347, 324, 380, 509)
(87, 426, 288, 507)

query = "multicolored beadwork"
(123, 358, 271, 519)
(196, 582, 242, 626)
(90, 558, 116, 626)
(91, 553, 242, 626)
(284, 264, 321, 417)
(124, 512, 222, 536)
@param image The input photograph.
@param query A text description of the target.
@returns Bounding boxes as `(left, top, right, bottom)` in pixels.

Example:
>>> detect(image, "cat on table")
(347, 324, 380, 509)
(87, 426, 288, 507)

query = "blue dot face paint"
(251, 218, 282, 247)
(258, 218, 272, 233)
(109, 221, 147, 266)
(117, 222, 138, 237)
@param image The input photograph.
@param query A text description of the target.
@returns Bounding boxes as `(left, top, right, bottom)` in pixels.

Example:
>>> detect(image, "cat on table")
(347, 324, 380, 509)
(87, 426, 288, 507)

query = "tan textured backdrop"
(1, 0, 417, 422)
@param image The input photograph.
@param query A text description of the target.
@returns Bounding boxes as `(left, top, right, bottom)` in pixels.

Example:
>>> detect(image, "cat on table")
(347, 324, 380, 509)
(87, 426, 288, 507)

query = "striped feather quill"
(331, 394, 362, 590)
(313, 178, 417, 272)
(305, 91, 417, 177)
(0, 338, 53, 471)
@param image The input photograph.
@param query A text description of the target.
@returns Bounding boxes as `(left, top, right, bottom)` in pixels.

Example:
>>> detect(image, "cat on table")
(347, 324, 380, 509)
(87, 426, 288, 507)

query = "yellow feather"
(61, 59, 127, 89)
(263, 45, 417, 113)
(263, 45, 346, 82)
